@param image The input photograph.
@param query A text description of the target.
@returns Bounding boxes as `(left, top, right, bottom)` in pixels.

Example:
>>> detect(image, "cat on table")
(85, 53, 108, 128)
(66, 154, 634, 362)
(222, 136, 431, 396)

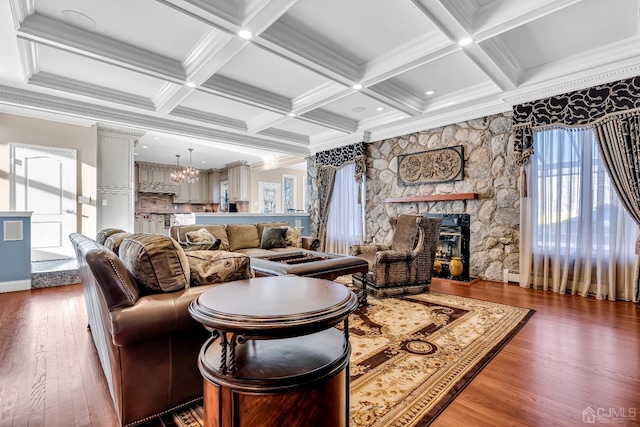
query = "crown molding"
(257, 128, 310, 145)
(18, 13, 186, 82)
(250, 153, 307, 171)
(300, 109, 357, 133)
(16, 38, 37, 82)
(0, 85, 310, 156)
(8, 0, 33, 29)
(202, 74, 291, 112)
(504, 62, 640, 106)
(0, 104, 96, 127)
(421, 81, 501, 113)
(30, 72, 155, 110)
(180, 0, 243, 26)
(170, 105, 247, 131)
(438, 0, 477, 33)
(367, 99, 511, 142)
(308, 131, 366, 155)
(97, 123, 146, 140)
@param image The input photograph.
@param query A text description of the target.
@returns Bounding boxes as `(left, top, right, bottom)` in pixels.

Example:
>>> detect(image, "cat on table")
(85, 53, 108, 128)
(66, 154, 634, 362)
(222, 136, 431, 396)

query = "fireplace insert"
(427, 214, 470, 281)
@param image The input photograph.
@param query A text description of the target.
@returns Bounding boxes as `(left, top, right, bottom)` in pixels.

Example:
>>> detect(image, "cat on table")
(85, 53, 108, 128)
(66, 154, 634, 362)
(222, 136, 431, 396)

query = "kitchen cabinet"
(137, 162, 179, 194)
(174, 175, 209, 203)
(227, 162, 250, 202)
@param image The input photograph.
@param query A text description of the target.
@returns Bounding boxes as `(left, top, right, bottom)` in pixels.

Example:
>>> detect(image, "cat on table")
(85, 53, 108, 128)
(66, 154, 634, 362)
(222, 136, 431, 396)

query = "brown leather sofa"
(70, 231, 253, 426)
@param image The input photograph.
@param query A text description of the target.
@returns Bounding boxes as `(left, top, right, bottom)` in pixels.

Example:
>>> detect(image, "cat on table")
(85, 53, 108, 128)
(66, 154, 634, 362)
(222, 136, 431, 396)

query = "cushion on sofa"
(226, 224, 260, 251)
(184, 228, 222, 251)
(285, 226, 304, 248)
(257, 222, 290, 240)
(103, 232, 133, 255)
(185, 250, 253, 286)
(96, 228, 127, 245)
(260, 227, 287, 249)
(119, 233, 191, 293)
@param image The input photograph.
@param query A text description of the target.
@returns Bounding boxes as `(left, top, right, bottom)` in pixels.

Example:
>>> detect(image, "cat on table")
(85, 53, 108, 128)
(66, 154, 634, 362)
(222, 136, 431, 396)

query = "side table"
(189, 276, 358, 427)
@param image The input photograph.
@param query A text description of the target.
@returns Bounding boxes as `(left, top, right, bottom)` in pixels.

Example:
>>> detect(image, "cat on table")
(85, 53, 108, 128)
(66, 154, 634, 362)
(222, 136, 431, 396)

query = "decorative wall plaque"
(397, 145, 464, 186)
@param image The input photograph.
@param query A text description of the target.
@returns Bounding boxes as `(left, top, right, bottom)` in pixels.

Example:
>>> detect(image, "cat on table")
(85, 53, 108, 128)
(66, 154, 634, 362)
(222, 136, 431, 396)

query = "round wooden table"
(189, 276, 358, 427)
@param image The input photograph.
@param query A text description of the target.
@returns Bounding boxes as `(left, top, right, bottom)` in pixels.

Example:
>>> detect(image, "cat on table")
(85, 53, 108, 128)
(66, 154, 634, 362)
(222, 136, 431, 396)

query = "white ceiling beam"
(411, 0, 517, 91)
(17, 13, 186, 82)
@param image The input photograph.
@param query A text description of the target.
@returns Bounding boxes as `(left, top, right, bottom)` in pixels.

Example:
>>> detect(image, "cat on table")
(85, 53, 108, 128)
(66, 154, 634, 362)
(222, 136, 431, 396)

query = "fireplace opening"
(428, 214, 470, 282)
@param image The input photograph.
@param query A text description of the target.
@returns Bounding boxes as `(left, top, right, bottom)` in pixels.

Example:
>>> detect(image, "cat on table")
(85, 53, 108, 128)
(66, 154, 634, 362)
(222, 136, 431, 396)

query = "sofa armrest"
(110, 286, 212, 346)
(302, 236, 320, 251)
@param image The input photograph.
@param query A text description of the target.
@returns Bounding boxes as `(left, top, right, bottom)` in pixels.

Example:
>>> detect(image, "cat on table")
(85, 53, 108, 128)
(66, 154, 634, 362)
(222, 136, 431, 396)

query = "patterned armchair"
(351, 215, 442, 299)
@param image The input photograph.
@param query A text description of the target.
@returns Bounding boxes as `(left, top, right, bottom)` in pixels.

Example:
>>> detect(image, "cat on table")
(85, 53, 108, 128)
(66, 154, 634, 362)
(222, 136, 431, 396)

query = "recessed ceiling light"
(458, 37, 473, 46)
(142, 145, 149, 149)
(61, 10, 96, 30)
(425, 89, 436, 95)
(134, 152, 139, 156)
(239, 30, 253, 39)
(376, 107, 384, 111)
(288, 112, 296, 117)
(351, 106, 366, 113)
(201, 161, 206, 164)
(185, 81, 197, 88)
(152, 136, 160, 140)
(353, 84, 363, 90)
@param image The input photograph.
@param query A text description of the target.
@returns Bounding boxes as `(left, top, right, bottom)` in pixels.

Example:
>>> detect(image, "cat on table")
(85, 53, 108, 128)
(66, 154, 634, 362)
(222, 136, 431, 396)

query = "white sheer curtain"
(520, 128, 638, 301)
(325, 163, 364, 255)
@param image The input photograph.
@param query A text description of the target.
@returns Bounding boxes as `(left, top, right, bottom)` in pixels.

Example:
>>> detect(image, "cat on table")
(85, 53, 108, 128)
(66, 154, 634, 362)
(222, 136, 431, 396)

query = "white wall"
(0, 113, 98, 236)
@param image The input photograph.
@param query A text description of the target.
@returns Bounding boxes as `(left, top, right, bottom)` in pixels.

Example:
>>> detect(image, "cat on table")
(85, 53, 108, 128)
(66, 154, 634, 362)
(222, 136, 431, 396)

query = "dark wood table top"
(189, 276, 358, 338)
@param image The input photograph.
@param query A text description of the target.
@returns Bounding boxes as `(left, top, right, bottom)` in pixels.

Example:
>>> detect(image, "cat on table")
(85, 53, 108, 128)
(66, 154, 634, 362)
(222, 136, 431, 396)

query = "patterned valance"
(315, 142, 366, 182)
(513, 76, 640, 165)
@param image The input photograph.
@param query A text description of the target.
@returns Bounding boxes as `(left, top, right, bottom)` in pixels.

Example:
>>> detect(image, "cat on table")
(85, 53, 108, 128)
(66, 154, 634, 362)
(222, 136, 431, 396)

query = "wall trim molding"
(0, 279, 31, 293)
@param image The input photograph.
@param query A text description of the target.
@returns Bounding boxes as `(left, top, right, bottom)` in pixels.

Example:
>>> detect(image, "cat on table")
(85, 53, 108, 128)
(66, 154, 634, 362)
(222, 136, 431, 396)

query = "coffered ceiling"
(1, 0, 639, 169)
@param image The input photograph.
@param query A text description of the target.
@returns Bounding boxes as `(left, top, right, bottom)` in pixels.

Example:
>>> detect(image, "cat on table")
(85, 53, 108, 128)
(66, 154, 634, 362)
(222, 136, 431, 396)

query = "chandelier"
(182, 148, 200, 184)
(170, 149, 200, 184)
(170, 154, 184, 184)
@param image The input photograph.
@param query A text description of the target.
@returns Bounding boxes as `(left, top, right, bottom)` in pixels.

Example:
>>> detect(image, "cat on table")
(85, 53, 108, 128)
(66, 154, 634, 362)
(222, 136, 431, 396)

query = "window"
(325, 163, 364, 255)
(523, 127, 637, 300)
(282, 175, 296, 212)
(531, 128, 634, 254)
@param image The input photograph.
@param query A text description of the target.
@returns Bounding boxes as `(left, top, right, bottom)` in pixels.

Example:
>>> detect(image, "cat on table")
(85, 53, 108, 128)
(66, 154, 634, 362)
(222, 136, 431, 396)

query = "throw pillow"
(118, 233, 190, 293)
(185, 250, 253, 286)
(260, 227, 287, 249)
(185, 228, 215, 243)
(285, 226, 304, 248)
(226, 224, 260, 251)
(184, 228, 221, 251)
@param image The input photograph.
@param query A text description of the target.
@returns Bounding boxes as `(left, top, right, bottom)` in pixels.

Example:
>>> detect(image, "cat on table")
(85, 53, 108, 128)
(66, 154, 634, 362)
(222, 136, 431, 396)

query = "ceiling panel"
(278, 0, 437, 65)
(215, 44, 329, 99)
(270, 117, 335, 136)
(381, 51, 493, 103)
(315, 92, 395, 122)
(180, 90, 268, 122)
(34, 0, 210, 61)
(497, 0, 639, 70)
(36, 45, 167, 98)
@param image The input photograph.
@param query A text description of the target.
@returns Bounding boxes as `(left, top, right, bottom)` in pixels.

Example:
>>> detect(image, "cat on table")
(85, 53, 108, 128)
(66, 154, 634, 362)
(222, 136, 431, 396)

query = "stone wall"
(306, 111, 520, 281)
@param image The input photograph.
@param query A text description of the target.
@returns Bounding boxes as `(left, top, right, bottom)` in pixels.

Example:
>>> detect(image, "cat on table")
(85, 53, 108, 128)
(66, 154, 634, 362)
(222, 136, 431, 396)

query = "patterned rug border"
(154, 291, 536, 427)
(415, 294, 535, 425)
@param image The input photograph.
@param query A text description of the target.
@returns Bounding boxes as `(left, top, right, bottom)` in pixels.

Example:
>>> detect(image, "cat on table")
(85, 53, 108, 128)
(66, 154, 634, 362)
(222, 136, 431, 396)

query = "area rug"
(156, 291, 534, 427)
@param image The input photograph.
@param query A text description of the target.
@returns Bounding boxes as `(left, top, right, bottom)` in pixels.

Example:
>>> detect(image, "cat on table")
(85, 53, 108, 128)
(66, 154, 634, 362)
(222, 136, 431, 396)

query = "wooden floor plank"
(0, 280, 638, 426)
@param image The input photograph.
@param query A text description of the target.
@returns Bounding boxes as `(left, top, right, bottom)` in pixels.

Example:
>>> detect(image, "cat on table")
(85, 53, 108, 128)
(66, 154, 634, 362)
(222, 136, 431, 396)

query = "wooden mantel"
(385, 193, 478, 203)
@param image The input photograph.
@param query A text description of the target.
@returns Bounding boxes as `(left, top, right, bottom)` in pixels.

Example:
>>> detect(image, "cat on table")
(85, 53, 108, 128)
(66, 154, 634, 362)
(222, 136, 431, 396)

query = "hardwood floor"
(0, 280, 638, 426)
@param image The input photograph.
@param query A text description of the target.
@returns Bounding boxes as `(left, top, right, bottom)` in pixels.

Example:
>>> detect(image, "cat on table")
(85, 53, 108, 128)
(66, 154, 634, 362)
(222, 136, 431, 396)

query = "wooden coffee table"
(189, 276, 358, 427)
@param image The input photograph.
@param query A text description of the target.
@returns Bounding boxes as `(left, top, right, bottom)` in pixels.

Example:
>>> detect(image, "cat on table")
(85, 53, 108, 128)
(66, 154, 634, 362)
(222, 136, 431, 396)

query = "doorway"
(10, 143, 77, 261)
